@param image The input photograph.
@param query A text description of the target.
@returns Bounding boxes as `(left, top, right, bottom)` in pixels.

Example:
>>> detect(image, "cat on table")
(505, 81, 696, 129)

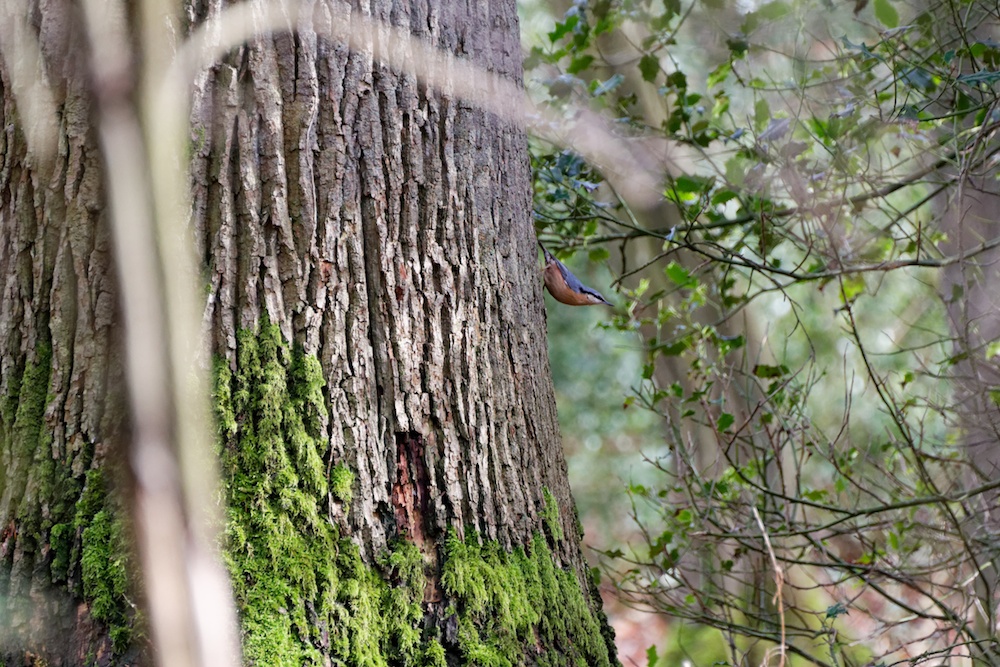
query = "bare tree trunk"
(1, 0, 619, 665)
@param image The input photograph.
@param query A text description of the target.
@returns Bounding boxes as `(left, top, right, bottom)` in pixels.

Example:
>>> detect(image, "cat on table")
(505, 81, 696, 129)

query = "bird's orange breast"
(543, 264, 593, 306)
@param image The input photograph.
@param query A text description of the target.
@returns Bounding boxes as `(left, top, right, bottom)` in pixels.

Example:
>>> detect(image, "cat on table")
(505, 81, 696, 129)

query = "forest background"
(1, 0, 999, 665)
(527, 0, 1000, 666)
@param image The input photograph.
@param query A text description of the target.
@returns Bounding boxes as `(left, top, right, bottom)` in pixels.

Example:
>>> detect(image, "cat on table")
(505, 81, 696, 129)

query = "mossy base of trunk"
(1, 342, 134, 665)
(2, 319, 617, 667)
(214, 321, 618, 667)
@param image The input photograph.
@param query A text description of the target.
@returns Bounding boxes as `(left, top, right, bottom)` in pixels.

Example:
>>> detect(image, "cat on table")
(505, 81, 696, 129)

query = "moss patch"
(441, 531, 612, 667)
(330, 464, 355, 507)
(1, 338, 133, 655)
(10, 344, 51, 462)
(219, 321, 417, 666)
(219, 322, 335, 666)
(217, 321, 616, 667)
(540, 487, 563, 543)
(74, 469, 134, 654)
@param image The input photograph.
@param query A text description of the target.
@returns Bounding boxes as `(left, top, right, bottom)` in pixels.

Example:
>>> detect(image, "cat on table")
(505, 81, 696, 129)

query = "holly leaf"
(640, 54, 660, 82)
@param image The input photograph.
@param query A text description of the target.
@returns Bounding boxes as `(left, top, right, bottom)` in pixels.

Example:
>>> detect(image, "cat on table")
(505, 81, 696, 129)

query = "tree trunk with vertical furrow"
(1, 1, 619, 665)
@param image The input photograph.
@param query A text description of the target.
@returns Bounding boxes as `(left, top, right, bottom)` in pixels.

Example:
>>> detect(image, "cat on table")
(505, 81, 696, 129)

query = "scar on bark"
(391, 431, 432, 549)
(390, 431, 443, 604)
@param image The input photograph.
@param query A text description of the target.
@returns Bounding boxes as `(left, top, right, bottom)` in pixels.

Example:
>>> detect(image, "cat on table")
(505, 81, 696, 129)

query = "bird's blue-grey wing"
(554, 259, 610, 304)
(553, 259, 584, 291)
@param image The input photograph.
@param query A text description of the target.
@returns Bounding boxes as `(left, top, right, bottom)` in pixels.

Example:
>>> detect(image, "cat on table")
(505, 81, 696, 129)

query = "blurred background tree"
(523, 0, 1000, 665)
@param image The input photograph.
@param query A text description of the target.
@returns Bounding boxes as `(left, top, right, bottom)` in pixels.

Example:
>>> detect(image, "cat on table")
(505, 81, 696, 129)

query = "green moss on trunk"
(11, 345, 51, 462)
(74, 469, 134, 654)
(441, 531, 611, 667)
(1, 343, 134, 657)
(215, 322, 616, 667)
(540, 488, 563, 543)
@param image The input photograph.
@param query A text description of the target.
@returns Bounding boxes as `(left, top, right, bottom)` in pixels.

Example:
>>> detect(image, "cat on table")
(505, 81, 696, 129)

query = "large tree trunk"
(0, 1, 619, 665)
(0, 7, 128, 662)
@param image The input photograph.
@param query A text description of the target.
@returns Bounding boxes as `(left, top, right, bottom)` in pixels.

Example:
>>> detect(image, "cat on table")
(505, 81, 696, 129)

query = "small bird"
(538, 242, 612, 306)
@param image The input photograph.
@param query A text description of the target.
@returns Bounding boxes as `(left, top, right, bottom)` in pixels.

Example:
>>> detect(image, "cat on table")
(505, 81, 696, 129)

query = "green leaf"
(990, 389, 1000, 407)
(826, 602, 849, 619)
(548, 15, 579, 42)
(958, 70, 1000, 85)
(588, 247, 610, 262)
(567, 54, 594, 74)
(524, 47, 545, 70)
(726, 36, 749, 57)
(665, 262, 692, 286)
(639, 54, 660, 82)
(753, 364, 789, 378)
(666, 70, 687, 90)
(803, 489, 828, 502)
(758, 1, 791, 19)
(841, 275, 866, 302)
(742, 1, 790, 32)
(754, 98, 771, 130)
(707, 62, 732, 88)
(717, 413, 735, 431)
(674, 174, 712, 193)
(646, 644, 659, 667)
(718, 335, 744, 355)
(658, 340, 688, 356)
(711, 190, 738, 206)
(873, 0, 899, 28)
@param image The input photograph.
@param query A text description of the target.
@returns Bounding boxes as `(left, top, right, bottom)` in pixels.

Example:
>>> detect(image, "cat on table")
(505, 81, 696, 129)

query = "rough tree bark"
(0, 3, 129, 662)
(0, 1, 619, 665)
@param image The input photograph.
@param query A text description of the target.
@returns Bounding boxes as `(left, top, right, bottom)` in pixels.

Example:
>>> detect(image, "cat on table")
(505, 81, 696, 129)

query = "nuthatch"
(538, 242, 612, 306)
